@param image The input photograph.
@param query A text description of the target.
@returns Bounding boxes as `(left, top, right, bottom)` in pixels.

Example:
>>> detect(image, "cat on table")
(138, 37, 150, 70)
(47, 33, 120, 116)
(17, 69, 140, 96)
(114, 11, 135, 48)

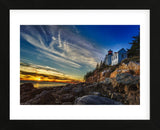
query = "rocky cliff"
(84, 59, 140, 105)
(86, 61, 140, 83)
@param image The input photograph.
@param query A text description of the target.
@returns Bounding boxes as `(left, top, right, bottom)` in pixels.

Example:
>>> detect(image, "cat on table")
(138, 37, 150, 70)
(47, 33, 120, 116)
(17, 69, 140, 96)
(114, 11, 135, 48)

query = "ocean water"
(20, 80, 68, 88)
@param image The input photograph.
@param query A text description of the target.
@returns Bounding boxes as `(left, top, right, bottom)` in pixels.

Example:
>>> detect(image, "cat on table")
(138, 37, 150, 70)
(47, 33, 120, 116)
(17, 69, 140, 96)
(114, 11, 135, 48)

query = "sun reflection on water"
(21, 81, 67, 88)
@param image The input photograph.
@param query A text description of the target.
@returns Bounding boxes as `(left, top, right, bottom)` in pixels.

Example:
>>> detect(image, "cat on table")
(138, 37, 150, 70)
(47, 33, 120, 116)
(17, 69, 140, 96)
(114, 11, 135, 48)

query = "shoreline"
(20, 80, 80, 85)
(20, 72, 140, 105)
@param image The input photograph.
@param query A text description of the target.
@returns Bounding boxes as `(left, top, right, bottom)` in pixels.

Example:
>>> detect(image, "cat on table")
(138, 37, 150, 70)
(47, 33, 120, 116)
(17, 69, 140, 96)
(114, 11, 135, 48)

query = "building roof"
(118, 48, 126, 52)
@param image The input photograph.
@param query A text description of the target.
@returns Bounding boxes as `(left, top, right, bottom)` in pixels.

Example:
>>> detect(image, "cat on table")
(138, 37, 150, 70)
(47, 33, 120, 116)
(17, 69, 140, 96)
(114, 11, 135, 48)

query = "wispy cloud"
(20, 25, 106, 80)
(20, 62, 63, 76)
(38, 49, 81, 68)
(21, 26, 105, 65)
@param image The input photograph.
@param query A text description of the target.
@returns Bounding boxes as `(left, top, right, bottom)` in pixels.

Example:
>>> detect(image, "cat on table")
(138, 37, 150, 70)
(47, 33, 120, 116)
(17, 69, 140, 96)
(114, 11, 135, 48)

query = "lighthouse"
(107, 49, 113, 65)
(104, 49, 113, 65)
(104, 48, 127, 66)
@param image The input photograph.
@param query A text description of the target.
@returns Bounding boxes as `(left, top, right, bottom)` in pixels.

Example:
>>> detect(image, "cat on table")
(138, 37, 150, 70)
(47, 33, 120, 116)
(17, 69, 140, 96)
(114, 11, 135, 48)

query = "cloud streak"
(20, 25, 106, 80)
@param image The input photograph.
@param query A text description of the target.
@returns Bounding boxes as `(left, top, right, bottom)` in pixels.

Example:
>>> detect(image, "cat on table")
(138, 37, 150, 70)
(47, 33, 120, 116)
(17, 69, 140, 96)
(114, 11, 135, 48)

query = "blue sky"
(20, 25, 139, 82)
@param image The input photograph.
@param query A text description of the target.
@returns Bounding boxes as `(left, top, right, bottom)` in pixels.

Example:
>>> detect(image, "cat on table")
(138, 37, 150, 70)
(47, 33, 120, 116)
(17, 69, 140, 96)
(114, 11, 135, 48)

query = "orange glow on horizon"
(20, 65, 84, 83)
(20, 76, 83, 84)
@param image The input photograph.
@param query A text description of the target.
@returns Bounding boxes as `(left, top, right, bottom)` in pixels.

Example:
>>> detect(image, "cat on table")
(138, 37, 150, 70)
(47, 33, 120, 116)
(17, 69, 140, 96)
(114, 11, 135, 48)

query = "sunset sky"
(20, 25, 140, 83)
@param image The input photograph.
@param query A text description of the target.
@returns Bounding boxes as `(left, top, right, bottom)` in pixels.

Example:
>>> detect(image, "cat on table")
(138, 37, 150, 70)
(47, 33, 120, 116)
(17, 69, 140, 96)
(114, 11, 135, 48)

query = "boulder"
(110, 61, 140, 78)
(20, 85, 44, 103)
(60, 85, 73, 94)
(59, 94, 75, 102)
(74, 95, 122, 105)
(115, 73, 139, 85)
(24, 90, 56, 104)
(72, 87, 84, 96)
(20, 83, 35, 93)
(20, 94, 33, 103)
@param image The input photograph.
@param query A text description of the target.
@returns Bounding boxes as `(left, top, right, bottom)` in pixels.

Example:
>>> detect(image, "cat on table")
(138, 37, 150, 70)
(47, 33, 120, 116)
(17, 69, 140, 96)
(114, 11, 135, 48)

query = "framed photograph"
(1, 0, 158, 129)
(9, 10, 149, 120)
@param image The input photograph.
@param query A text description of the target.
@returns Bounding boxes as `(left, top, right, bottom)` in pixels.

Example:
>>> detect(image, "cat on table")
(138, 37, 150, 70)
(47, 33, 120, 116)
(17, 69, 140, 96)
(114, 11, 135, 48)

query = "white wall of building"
(111, 53, 118, 65)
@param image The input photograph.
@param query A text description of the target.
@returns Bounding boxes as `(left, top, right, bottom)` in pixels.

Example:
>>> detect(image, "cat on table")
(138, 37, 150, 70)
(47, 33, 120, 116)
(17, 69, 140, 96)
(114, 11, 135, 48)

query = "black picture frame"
(0, 0, 159, 129)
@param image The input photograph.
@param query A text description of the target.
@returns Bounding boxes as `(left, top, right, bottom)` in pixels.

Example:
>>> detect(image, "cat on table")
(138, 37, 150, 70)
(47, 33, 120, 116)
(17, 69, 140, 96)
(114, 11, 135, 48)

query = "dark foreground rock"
(23, 90, 56, 105)
(20, 83, 35, 93)
(74, 95, 122, 105)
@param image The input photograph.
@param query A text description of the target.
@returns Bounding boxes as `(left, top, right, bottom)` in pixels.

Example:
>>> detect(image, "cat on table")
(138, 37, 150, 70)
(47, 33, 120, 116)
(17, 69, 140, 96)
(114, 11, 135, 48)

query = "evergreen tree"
(96, 63, 99, 69)
(84, 71, 93, 80)
(100, 60, 103, 68)
(102, 61, 105, 68)
(127, 31, 140, 58)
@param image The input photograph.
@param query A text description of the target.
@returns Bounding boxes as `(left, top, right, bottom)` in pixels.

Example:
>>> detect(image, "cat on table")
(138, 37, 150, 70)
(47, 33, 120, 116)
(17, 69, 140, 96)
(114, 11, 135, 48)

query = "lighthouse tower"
(107, 49, 113, 65)
(104, 49, 113, 65)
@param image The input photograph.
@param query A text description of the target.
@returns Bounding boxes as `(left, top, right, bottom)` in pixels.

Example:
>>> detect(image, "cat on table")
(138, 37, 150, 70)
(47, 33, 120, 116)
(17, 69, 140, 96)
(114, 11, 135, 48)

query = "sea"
(20, 80, 68, 88)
